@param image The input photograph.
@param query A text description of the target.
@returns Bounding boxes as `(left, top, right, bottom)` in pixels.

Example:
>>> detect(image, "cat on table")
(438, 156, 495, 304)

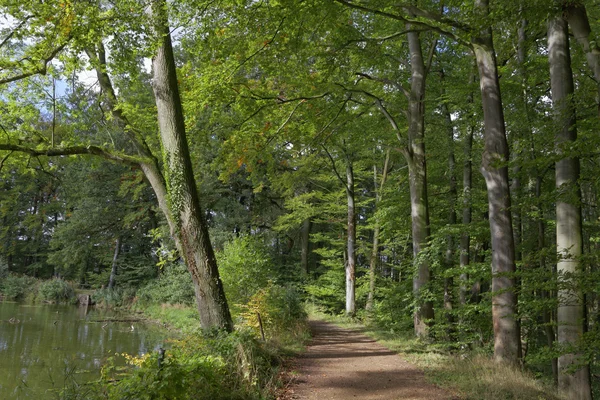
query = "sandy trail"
(286, 320, 456, 400)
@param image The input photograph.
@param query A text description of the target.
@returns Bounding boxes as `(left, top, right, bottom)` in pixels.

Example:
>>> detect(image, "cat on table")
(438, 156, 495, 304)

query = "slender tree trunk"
(548, 15, 592, 400)
(472, 0, 519, 364)
(150, 0, 232, 331)
(367, 150, 390, 312)
(460, 77, 474, 306)
(300, 218, 312, 275)
(405, 28, 434, 337)
(345, 158, 356, 316)
(564, 3, 600, 117)
(107, 237, 121, 290)
(536, 176, 558, 384)
(441, 76, 457, 328)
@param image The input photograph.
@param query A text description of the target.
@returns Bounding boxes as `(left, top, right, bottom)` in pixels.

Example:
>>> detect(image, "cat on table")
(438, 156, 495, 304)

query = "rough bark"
(548, 15, 592, 400)
(472, 0, 520, 364)
(107, 237, 120, 290)
(406, 28, 434, 337)
(151, 0, 232, 331)
(345, 158, 356, 316)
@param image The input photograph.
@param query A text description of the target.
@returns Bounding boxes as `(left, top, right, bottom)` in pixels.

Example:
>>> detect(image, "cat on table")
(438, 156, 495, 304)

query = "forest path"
(284, 320, 457, 400)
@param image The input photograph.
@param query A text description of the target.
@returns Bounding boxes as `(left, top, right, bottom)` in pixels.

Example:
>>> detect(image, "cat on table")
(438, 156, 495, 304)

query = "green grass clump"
(38, 278, 75, 303)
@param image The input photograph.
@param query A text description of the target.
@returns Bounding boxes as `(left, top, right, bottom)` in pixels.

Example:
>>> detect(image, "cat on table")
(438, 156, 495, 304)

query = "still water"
(0, 302, 167, 399)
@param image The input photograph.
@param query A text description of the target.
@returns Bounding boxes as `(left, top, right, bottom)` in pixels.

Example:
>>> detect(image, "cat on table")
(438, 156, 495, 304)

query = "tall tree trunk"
(536, 175, 558, 384)
(472, 0, 519, 364)
(548, 15, 592, 400)
(367, 150, 390, 312)
(460, 76, 475, 306)
(150, 0, 232, 331)
(107, 237, 120, 290)
(405, 28, 434, 337)
(441, 74, 457, 328)
(564, 3, 600, 117)
(345, 158, 356, 316)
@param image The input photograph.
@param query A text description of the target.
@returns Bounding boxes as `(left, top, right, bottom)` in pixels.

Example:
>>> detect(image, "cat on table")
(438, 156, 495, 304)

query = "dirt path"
(285, 320, 457, 400)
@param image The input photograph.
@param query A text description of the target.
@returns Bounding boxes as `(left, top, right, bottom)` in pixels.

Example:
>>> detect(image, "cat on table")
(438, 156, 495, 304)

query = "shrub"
(217, 235, 275, 312)
(93, 287, 137, 308)
(1, 274, 38, 301)
(241, 284, 307, 342)
(136, 262, 195, 306)
(100, 330, 280, 400)
(38, 278, 75, 303)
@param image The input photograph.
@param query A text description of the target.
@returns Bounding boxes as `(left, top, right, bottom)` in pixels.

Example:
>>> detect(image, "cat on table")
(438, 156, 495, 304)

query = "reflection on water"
(0, 302, 167, 399)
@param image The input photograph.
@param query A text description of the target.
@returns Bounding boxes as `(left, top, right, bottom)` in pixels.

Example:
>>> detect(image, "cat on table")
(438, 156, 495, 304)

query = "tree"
(548, 12, 592, 399)
(0, 0, 233, 331)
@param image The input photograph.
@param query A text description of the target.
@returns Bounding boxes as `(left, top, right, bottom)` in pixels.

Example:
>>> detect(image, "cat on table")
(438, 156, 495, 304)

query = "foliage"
(240, 283, 308, 344)
(99, 330, 281, 400)
(217, 235, 277, 312)
(93, 287, 137, 309)
(37, 278, 75, 303)
(0, 274, 38, 301)
(136, 262, 195, 306)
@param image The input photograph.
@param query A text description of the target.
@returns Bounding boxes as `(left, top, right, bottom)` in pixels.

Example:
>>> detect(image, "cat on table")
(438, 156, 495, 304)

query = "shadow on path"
(288, 320, 457, 400)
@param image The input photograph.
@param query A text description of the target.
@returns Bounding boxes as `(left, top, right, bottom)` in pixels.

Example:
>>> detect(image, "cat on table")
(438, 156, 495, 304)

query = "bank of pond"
(0, 301, 169, 399)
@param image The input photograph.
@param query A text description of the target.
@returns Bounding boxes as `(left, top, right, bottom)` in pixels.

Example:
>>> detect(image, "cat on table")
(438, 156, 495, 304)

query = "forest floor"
(279, 319, 459, 400)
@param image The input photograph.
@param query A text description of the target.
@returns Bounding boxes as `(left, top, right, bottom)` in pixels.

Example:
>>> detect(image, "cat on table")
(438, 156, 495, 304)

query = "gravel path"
(286, 320, 456, 400)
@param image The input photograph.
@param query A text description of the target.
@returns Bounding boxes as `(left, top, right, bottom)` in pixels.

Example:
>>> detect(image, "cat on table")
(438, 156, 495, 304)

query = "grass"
(309, 308, 563, 400)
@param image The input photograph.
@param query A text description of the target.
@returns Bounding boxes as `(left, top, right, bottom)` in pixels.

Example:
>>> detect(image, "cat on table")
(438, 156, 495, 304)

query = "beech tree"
(0, 0, 233, 330)
(548, 12, 592, 399)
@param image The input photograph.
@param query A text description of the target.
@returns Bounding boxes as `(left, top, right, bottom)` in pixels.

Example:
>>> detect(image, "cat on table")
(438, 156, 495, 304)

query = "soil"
(280, 320, 458, 400)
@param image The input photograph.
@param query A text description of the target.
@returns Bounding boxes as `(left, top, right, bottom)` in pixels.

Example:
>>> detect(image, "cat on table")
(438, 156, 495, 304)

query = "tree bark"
(150, 0, 232, 331)
(548, 15, 592, 400)
(345, 157, 356, 316)
(564, 3, 600, 117)
(107, 236, 120, 290)
(472, 0, 519, 364)
(406, 28, 434, 337)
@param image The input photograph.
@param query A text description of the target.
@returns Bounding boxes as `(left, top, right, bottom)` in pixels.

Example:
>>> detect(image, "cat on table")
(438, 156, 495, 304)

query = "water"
(0, 302, 167, 399)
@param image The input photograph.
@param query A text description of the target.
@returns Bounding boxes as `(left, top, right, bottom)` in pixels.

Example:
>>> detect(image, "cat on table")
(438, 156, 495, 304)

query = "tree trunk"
(406, 28, 434, 337)
(300, 218, 312, 275)
(472, 0, 519, 364)
(150, 0, 232, 331)
(460, 77, 474, 306)
(345, 158, 356, 316)
(548, 15, 592, 400)
(367, 150, 390, 312)
(441, 76, 457, 329)
(564, 3, 600, 117)
(107, 236, 120, 290)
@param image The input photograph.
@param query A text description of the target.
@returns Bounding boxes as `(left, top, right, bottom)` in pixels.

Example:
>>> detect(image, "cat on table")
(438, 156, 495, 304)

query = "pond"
(0, 302, 168, 399)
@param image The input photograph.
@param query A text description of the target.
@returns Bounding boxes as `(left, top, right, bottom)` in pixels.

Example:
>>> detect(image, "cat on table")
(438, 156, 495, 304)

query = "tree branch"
(332, 0, 471, 47)
(0, 40, 70, 85)
(0, 143, 147, 166)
